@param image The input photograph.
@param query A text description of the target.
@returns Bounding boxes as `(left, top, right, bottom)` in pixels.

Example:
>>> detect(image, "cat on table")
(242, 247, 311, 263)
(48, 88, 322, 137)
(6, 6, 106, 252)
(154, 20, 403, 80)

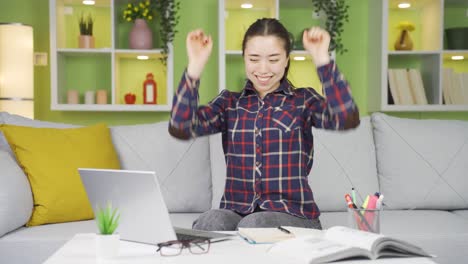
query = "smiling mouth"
(255, 75, 272, 84)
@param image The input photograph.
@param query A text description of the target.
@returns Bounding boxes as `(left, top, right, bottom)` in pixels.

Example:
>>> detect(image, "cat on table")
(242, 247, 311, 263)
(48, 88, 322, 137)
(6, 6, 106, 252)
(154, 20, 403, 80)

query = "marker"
(362, 195, 370, 209)
(351, 188, 357, 205)
(376, 194, 384, 209)
(345, 194, 357, 209)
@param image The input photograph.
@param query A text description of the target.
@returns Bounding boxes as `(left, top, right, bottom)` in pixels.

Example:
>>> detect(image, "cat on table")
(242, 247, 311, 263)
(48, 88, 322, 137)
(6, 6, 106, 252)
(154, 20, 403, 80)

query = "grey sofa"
(0, 111, 467, 264)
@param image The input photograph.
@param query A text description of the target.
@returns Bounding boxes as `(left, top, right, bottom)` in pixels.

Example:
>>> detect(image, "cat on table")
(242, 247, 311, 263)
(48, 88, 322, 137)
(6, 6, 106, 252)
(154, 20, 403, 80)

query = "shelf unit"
(218, 0, 323, 94)
(49, 0, 173, 111)
(369, 0, 468, 112)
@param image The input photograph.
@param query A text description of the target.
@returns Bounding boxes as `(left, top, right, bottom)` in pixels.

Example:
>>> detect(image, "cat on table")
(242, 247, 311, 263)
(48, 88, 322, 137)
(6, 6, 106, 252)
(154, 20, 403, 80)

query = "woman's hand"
(186, 29, 213, 80)
(303, 26, 331, 67)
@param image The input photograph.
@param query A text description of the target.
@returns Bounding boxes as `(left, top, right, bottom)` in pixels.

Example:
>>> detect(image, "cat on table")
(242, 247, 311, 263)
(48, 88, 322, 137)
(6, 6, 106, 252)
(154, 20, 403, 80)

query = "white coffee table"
(44, 233, 436, 264)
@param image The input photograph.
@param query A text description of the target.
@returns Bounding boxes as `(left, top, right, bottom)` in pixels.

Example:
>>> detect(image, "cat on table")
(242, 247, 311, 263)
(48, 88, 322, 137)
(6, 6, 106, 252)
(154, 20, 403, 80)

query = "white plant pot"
(95, 233, 120, 259)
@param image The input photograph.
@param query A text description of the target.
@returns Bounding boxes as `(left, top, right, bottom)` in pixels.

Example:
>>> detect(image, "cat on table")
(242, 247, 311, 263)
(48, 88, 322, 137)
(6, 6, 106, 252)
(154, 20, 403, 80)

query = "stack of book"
(442, 68, 468, 105)
(387, 68, 428, 105)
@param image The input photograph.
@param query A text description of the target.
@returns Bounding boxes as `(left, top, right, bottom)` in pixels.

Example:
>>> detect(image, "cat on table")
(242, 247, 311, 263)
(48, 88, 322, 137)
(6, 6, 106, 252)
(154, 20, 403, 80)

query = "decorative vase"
(129, 18, 153, 49)
(394, 29, 413, 51)
(78, 35, 95, 49)
(95, 233, 120, 258)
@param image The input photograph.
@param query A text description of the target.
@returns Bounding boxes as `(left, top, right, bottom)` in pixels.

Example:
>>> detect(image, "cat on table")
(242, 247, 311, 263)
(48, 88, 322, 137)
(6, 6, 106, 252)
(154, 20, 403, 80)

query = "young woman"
(169, 18, 359, 231)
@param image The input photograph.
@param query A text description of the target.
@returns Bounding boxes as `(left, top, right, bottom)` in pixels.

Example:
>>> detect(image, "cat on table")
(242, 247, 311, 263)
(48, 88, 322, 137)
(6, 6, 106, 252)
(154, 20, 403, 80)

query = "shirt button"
(256, 161, 261, 166)
(258, 113, 263, 118)
(254, 128, 259, 135)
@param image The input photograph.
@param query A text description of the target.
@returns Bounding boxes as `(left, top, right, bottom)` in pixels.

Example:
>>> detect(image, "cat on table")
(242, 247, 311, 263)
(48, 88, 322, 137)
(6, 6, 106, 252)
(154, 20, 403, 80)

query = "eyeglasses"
(156, 239, 211, 256)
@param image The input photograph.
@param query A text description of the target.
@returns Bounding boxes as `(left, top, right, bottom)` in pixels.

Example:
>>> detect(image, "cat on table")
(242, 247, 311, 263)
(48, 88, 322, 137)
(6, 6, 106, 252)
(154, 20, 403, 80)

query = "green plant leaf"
(95, 202, 120, 235)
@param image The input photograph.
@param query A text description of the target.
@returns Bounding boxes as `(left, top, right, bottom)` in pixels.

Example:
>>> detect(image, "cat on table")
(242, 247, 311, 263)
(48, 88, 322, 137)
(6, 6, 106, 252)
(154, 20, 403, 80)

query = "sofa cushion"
(210, 133, 226, 209)
(451, 210, 468, 220)
(0, 112, 75, 128)
(372, 113, 468, 210)
(0, 112, 75, 160)
(0, 124, 121, 226)
(0, 151, 33, 237)
(111, 122, 212, 213)
(310, 116, 379, 212)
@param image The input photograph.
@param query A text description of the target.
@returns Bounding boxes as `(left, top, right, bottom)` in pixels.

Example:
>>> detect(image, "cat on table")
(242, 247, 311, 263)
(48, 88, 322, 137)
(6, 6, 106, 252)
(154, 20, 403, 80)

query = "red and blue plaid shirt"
(169, 61, 358, 219)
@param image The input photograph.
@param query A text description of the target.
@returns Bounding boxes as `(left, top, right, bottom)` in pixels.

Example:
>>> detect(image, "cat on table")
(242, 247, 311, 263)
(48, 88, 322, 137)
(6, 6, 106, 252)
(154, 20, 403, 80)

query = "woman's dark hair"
(242, 18, 292, 83)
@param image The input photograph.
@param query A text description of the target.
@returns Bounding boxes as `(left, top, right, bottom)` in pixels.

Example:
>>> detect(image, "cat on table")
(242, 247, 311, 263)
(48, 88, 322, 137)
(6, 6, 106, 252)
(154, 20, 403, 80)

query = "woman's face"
(243, 35, 288, 98)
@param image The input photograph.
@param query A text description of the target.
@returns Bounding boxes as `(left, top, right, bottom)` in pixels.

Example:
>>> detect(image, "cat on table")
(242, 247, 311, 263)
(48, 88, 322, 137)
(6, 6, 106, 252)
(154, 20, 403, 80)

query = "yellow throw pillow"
(0, 124, 120, 226)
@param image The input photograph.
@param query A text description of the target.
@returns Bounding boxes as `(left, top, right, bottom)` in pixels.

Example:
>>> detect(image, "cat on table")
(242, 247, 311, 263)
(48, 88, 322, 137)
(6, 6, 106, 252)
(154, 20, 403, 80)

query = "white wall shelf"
(49, 0, 173, 111)
(368, 0, 468, 112)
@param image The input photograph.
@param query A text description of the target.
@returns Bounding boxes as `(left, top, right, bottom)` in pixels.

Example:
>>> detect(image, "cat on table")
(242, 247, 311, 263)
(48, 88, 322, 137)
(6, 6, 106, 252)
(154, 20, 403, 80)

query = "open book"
(268, 226, 431, 264)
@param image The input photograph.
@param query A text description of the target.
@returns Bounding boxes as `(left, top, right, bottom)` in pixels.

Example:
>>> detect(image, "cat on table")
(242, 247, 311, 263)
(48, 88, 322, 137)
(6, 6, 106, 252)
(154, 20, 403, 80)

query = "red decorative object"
(143, 73, 157, 104)
(124, 93, 136, 104)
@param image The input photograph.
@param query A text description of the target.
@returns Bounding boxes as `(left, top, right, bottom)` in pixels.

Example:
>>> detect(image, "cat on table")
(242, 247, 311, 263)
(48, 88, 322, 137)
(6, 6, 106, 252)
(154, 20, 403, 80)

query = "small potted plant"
(78, 12, 95, 48)
(95, 202, 120, 258)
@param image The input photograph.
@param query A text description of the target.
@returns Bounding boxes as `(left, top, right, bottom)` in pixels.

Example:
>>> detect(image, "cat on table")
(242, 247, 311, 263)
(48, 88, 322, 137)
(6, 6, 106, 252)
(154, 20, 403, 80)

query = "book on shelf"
(387, 69, 401, 104)
(268, 226, 431, 264)
(442, 68, 453, 104)
(407, 69, 428, 105)
(393, 69, 415, 105)
(443, 68, 468, 105)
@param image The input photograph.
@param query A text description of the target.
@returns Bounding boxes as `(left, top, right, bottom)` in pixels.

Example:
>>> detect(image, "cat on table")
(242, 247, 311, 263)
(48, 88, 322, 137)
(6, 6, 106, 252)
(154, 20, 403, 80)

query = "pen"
(277, 226, 291, 234)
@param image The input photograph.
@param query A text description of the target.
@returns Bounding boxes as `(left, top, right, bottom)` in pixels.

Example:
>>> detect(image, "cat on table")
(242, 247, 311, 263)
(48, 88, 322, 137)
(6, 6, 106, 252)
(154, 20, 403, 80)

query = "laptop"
(78, 168, 233, 245)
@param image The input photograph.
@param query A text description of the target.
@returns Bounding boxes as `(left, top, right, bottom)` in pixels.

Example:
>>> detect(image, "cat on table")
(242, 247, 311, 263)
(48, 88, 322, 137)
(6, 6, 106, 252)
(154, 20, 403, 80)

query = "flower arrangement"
(95, 202, 120, 235)
(123, 0, 155, 22)
(78, 12, 94, 36)
(397, 21, 415, 32)
(122, 0, 180, 64)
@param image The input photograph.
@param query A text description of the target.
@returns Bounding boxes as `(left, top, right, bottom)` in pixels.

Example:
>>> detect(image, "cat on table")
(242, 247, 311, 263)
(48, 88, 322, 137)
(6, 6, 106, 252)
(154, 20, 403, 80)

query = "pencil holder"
(347, 208, 382, 234)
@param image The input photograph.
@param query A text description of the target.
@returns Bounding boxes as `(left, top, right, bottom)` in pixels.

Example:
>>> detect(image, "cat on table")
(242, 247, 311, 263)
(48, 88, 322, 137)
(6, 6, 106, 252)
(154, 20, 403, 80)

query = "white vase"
(95, 233, 120, 258)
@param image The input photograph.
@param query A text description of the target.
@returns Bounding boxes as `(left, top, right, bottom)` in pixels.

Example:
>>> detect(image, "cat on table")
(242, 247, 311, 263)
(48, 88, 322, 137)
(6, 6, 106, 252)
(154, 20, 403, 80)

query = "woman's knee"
(192, 209, 242, 231)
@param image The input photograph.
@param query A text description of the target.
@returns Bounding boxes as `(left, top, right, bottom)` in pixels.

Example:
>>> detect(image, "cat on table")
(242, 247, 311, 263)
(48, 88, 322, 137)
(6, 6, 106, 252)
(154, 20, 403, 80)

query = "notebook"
(78, 168, 233, 245)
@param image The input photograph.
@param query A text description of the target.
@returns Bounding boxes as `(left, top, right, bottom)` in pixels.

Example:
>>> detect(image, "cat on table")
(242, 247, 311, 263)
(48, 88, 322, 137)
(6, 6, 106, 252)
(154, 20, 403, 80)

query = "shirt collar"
(241, 78, 293, 98)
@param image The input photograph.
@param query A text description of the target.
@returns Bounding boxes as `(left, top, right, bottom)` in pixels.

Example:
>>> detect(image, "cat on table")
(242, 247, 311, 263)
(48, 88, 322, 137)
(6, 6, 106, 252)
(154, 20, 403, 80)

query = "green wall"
(0, 0, 466, 125)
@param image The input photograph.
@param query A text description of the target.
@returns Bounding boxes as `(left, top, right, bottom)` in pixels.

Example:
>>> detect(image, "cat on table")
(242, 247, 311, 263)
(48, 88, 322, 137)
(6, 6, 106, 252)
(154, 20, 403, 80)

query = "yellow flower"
(134, 7, 138, 12)
(146, 0, 150, 6)
(126, 17, 132, 22)
(397, 21, 415, 31)
(127, 3, 131, 8)
(148, 15, 153, 20)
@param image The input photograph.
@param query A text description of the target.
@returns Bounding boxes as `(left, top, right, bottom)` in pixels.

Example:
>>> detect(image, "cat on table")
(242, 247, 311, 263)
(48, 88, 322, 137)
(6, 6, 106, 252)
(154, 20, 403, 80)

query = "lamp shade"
(0, 23, 34, 119)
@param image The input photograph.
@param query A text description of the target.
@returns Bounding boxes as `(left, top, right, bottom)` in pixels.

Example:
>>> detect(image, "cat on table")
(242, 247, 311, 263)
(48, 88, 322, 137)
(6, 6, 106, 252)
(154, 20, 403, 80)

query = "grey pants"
(192, 209, 322, 231)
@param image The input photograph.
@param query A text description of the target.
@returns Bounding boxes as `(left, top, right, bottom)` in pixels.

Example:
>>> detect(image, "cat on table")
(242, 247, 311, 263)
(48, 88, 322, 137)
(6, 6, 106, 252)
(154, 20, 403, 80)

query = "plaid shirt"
(170, 61, 358, 219)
